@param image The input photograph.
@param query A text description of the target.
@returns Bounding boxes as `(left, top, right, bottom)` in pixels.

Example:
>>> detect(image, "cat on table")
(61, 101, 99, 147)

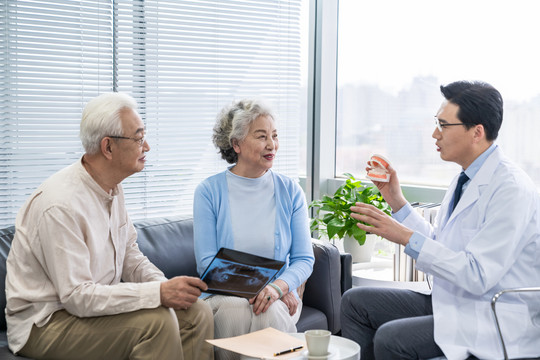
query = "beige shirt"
(5, 159, 167, 353)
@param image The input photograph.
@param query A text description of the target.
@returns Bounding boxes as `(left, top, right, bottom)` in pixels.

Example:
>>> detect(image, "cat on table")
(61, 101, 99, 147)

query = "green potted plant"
(309, 173, 391, 262)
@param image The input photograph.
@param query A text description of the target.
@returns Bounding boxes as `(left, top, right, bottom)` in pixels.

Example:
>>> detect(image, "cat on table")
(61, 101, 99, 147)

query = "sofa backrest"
(134, 216, 199, 278)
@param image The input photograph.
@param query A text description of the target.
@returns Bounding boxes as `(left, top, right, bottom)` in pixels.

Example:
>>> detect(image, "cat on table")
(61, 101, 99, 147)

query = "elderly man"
(341, 81, 540, 360)
(6, 92, 214, 359)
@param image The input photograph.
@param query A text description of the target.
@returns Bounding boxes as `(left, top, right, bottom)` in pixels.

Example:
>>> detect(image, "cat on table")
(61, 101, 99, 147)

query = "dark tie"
(451, 171, 469, 212)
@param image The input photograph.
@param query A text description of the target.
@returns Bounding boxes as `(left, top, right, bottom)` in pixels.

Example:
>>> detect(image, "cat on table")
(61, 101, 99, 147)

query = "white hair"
(79, 92, 138, 155)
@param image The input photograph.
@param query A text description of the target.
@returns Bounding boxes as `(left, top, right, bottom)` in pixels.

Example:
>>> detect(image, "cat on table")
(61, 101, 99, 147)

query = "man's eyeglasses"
(108, 134, 147, 147)
(434, 117, 466, 132)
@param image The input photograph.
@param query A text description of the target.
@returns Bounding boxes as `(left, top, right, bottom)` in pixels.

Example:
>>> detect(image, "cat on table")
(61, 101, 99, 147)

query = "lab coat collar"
(445, 147, 504, 225)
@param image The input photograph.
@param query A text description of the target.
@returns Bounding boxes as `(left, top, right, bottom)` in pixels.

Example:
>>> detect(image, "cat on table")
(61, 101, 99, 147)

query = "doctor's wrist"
(401, 228, 414, 246)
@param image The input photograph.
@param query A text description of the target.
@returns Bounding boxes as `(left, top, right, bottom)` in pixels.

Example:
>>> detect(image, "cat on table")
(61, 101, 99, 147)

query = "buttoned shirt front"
(5, 159, 166, 354)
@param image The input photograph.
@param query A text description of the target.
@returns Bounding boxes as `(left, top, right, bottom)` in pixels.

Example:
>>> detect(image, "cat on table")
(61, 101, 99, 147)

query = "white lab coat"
(402, 147, 540, 360)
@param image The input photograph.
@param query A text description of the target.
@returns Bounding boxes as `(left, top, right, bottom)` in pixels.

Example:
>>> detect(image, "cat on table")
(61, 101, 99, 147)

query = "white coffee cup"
(304, 329, 331, 356)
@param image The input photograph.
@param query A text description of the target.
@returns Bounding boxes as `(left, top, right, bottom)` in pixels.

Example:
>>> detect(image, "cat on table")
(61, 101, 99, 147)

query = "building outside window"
(335, 0, 540, 280)
(336, 0, 540, 187)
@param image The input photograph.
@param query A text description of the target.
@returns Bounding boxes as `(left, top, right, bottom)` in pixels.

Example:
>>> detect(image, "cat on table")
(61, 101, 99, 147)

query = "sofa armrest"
(302, 240, 342, 334)
(340, 253, 353, 294)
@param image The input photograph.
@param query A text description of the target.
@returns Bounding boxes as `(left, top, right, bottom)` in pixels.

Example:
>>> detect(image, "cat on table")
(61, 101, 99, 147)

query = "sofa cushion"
(134, 217, 342, 334)
(0, 216, 348, 359)
(295, 306, 328, 332)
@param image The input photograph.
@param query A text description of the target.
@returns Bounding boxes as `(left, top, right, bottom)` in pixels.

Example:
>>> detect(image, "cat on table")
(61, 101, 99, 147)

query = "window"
(0, 0, 114, 226)
(336, 0, 540, 188)
(0, 0, 308, 226)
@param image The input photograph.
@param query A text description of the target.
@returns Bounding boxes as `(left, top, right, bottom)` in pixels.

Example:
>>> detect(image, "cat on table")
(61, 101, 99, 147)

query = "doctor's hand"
(160, 276, 207, 310)
(366, 164, 407, 212)
(350, 203, 413, 246)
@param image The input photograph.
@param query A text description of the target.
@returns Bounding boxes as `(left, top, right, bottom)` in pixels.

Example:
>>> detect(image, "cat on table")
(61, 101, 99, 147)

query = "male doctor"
(340, 80, 540, 360)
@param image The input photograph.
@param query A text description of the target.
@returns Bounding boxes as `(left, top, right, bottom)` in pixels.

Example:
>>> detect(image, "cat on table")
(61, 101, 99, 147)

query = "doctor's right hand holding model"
(341, 80, 540, 360)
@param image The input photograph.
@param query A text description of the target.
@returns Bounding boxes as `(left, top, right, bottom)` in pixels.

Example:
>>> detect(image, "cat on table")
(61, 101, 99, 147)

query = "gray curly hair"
(212, 99, 275, 164)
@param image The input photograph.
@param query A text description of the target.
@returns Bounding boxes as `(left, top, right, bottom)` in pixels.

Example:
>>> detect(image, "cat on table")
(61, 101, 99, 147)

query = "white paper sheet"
(206, 327, 306, 359)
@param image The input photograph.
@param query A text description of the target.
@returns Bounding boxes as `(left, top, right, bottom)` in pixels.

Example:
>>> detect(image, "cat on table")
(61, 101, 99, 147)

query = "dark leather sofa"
(0, 216, 352, 359)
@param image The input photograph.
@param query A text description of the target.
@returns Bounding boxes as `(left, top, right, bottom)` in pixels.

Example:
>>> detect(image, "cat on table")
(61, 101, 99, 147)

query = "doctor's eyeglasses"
(434, 117, 467, 132)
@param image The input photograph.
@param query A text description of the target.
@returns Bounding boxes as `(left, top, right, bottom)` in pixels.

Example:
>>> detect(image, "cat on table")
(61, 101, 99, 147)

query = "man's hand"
(366, 164, 407, 212)
(350, 203, 414, 246)
(160, 276, 207, 310)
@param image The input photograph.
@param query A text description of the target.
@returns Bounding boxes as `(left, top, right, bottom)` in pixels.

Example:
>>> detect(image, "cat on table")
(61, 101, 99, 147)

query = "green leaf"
(350, 225, 367, 245)
(327, 217, 346, 240)
(335, 183, 347, 195)
(320, 204, 336, 212)
(322, 195, 334, 202)
(309, 218, 321, 232)
(355, 193, 368, 204)
(308, 172, 391, 240)
(322, 213, 335, 224)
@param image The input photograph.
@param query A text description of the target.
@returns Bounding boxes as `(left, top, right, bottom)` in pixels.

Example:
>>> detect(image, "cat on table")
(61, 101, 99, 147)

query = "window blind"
(0, 0, 305, 226)
(0, 0, 113, 226)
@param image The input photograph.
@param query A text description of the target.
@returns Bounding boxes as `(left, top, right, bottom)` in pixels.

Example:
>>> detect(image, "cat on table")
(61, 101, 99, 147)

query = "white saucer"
(303, 350, 333, 359)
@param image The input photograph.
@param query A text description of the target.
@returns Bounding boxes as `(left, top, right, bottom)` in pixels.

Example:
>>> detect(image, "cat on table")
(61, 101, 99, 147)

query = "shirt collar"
(78, 157, 119, 198)
(463, 143, 497, 180)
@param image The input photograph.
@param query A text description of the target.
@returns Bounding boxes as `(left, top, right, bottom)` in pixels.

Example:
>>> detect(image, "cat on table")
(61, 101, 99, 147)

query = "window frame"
(305, 0, 445, 208)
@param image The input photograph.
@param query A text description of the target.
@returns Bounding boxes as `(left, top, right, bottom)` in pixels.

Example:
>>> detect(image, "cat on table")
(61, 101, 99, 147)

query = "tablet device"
(200, 248, 285, 299)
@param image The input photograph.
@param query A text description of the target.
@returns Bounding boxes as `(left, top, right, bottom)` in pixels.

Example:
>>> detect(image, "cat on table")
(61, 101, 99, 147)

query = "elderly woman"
(193, 99, 314, 360)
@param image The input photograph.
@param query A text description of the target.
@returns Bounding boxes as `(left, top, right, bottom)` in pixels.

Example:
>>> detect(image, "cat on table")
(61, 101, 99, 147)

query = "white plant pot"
(343, 234, 377, 263)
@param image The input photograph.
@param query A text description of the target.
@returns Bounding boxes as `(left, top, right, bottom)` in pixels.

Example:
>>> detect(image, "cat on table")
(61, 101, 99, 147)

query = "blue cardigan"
(193, 169, 314, 294)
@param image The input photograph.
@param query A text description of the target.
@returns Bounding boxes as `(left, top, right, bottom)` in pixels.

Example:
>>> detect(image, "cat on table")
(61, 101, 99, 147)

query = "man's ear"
(101, 137, 114, 160)
(472, 124, 486, 143)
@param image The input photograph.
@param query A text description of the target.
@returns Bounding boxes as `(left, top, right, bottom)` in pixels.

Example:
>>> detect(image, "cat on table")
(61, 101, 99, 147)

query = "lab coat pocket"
(494, 302, 529, 344)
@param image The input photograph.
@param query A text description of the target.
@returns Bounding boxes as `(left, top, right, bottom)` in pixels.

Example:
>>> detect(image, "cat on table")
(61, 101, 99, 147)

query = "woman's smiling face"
(232, 115, 279, 178)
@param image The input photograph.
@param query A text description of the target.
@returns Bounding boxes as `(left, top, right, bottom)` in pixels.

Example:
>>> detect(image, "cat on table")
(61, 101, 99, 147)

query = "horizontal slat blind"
(0, 0, 113, 226)
(116, 0, 302, 219)
(0, 0, 304, 226)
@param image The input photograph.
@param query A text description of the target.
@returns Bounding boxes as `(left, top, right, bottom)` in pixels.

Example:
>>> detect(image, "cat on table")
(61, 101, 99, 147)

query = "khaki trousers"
(19, 299, 214, 360)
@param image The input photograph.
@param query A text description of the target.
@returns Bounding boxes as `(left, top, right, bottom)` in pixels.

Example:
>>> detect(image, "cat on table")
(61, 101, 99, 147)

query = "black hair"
(440, 80, 503, 141)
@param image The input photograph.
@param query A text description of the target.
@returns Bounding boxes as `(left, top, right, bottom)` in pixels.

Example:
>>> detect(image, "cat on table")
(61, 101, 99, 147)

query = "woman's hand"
(249, 279, 291, 315)
(280, 292, 299, 316)
(249, 284, 281, 315)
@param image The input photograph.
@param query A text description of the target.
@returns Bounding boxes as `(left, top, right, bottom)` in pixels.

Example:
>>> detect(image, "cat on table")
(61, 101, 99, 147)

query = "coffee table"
(286, 333, 360, 360)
